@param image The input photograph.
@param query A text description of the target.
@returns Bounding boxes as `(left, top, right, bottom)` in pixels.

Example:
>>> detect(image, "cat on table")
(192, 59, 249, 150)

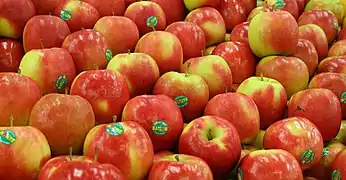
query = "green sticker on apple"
(237, 168, 243, 180)
(341, 92, 346, 104)
(333, 19, 339, 30)
(174, 95, 188, 108)
(55, 74, 68, 90)
(301, 149, 315, 164)
(322, 147, 329, 158)
(274, 0, 286, 9)
(106, 123, 124, 136)
(0, 130, 16, 145)
(60, 9, 72, 21)
(105, 49, 113, 61)
(146, 16, 158, 28)
(332, 169, 341, 180)
(152, 121, 168, 135)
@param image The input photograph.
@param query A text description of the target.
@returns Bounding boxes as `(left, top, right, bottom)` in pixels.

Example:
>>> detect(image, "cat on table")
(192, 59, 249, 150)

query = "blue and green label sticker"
(237, 168, 243, 180)
(301, 149, 315, 164)
(60, 9, 72, 21)
(333, 19, 339, 30)
(322, 147, 329, 158)
(146, 16, 158, 28)
(152, 121, 168, 135)
(105, 49, 113, 61)
(174, 96, 188, 108)
(332, 169, 341, 180)
(55, 74, 68, 90)
(274, 0, 286, 9)
(106, 123, 124, 136)
(341, 92, 346, 104)
(0, 130, 16, 145)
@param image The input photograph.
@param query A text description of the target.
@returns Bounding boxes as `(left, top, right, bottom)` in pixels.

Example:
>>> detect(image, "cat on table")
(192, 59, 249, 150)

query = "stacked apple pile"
(1, 0, 346, 179)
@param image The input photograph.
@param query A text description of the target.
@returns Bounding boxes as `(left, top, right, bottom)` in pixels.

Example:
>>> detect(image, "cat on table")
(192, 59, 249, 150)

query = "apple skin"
(0, 126, 51, 180)
(304, 0, 344, 25)
(135, 31, 183, 74)
(107, 52, 160, 97)
(183, 0, 220, 11)
(0, 39, 24, 72)
(153, 151, 174, 163)
(251, 129, 266, 149)
(70, 70, 130, 124)
(54, 0, 100, 32)
(62, 29, 112, 73)
(23, 15, 71, 52)
(204, 46, 216, 56)
(0, 0, 36, 39)
(125, 0, 136, 7)
(148, 154, 213, 180)
(265, 0, 299, 19)
(19, 48, 76, 95)
(83, 121, 154, 180)
(291, 39, 319, 77)
(165, 21, 206, 62)
(83, 0, 125, 17)
(179, 115, 241, 179)
(181, 55, 232, 98)
(247, 6, 270, 22)
(124, 1, 166, 36)
(121, 95, 184, 151)
(149, 0, 186, 25)
(230, 21, 249, 44)
(204, 92, 260, 144)
(0, 73, 41, 126)
(94, 16, 139, 55)
(334, 121, 346, 144)
(328, 40, 346, 57)
(287, 88, 342, 141)
(331, 148, 346, 179)
(236, 76, 288, 129)
(185, 7, 226, 46)
(212, 41, 256, 83)
(317, 56, 346, 74)
(217, 0, 247, 31)
(296, 0, 305, 13)
(238, 149, 304, 180)
(30, 0, 59, 14)
(248, 10, 299, 58)
(239, 0, 256, 15)
(337, 27, 346, 41)
(256, 56, 309, 98)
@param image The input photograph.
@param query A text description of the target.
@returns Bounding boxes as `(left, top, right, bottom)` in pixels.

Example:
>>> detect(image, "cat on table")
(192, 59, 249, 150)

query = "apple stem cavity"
(207, 129, 213, 141)
(65, 87, 69, 95)
(9, 114, 14, 127)
(174, 155, 180, 162)
(293, 105, 305, 115)
(93, 147, 100, 162)
(185, 62, 191, 77)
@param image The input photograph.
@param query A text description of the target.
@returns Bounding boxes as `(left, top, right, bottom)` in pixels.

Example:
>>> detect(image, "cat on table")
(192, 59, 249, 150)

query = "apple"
(204, 92, 260, 144)
(153, 151, 174, 163)
(19, 48, 76, 95)
(236, 76, 287, 129)
(328, 40, 346, 57)
(148, 154, 213, 180)
(124, 1, 166, 35)
(248, 10, 299, 58)
(185, 7, 226, 46)
(265, 0, 299, 19)
(62, 29, 112, 73)
(0, 0, 36, 39)
(304, 177, 318, 180)
(107, 52, 160, 97)
(183, 0, 220, 11)
(247, 6, 270, 22)
(212, 41, 256, 83)
(256, 56, 309, 97)
(334, 121, 346, 144)
(70, 69, 130, 124)
(0, 73, 41, 126)
(331, 148, 346, 180)
(304, 0, 344, 25)
(298, 24, 329, 60)
(30, 0, 59, 14)
(287, 88, 342, 141)
(239, 0, 256, 15)
(149, 0, 186, 25)
(0, 39, 24, 72)
(338, 27, 346, 40)
(238, 149, 304, 180)
(181, 55, 232, 98)
(317, 56, 346, 74)
(296, 0, 305, 13)
(251, 129, 266, 149)
(165, 21, 206, 62)
(83, 121, 154, 180)
(179, 115, 241, 179)
(94, 16, 139, 55)
(204, 46, 216, 56)
(291, 39, 319, 77)
(217, 0, 247, 31)
(125, 0, 136, 7)
(83, 0, 125, 17)
(135, 31, 183, 74)
(230, 21, 249, 44)
(29, 93, 95, 155)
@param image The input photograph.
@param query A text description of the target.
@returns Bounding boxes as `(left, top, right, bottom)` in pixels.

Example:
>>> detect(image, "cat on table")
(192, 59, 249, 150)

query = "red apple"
(0, 39, 24, 72)
(149, 0, 186, 25)
(328, 40, 346, 57)
(239, 0, 256, 15)
(204, 46, 216, 56)
(337, 27, 346, 40)
(30, 0, 59, 14)
(125, 0, 136, 7)
(304, 0, 344, 25)
(296, 0, 305, 13)
(265, 0, 299, 19)
(153, 151, 174, 163)
(334, 121, 346, 144)
(230, 21, 249, 44)
(83, 0, 125, 17)
(183, 0, 220, 11)
(217, 0, 247, 31)
(331, 148, 346, 180)
(83, 121, 154, 180)
(317, 56, 346, 74)
(291, 39, 319, 77)
(247, 6, 270, 22)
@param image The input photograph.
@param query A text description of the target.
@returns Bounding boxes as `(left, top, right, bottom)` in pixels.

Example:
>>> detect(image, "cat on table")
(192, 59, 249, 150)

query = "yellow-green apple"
(183, 0, 220, 11)
(0, 73, 41, 126)
(165, 21, 206, 62)
(30, 0, 59, 14)
(230, 21, 249, 44)
(179, 116, 241, 179)
(149, 0, 186, 25)
(247, 6, 270, 22)
(239, 0, 256, 15)
(53, 0, 100, 32)
(263, 117, 324, 170)
(298, 24, 328, 60)
(19, 48, 76, 95)
(264, 0, 299, 19)
(122, 95, 184, 151)
(287, 88, 342, 141)
(212, 41, 256, 83)
(0, 39, 24, 72)
(153, 72, 209, 122)
(135, 31, 183, 74)
(334, 121, 346, 144)
(23, 15, 71, 52)
(0, 125, 51, 179)
(62, 29, 112, 73)
(236, 76, 287, 129)
(331, 148, 346, 179)
(328, 40, 346, 57)
(70, 70, 130, 124)
(298, 10, 339, 44)
(204, 92, 260, 144)
(204, 46, 216, 56)
(338, 27, 346, 40)
(181, 55, 232, 98)
(29, 93, 95, 155)
(0, 0, 36, 39)
(107, 52, 160, 97)
(185, 7, 226, 46)
(291, 39, 319, 77)
(317, 56, 346, 74)
(83, 0, 125, 16)
(94, 16, 139, 55)
(304, 0, 344, 24)
(217, 0, 247, 31)
(248, 10, 298, 58)
(124, 1, 166, 35)
(251, 130, 266, 149)
(256, 56, 309, 97)
(148, 154, 213, 180)
(83, 121, 154, 180)
(304, 177, 318, 180)
(238, 149, 304, 180)
(153, 151, 174, 163)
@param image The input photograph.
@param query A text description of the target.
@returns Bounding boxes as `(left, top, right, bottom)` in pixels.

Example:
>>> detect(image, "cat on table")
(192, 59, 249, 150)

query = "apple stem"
(93, 64, 99, 70)
(112, 115, 117, 123)
(112, 11, 115, 16)
(259, 72, 264, 81)
(93, 147, 99, 162)
(68, 147, 73, 161)
(9, 114, 14, 127)
(207, 129, 213, 141)
(127, 49, 131, 55)
(225, 85, 228, 93)
(293, 105, 305, 115)
(17, 68, 21, 74)
(174, 155, 180, 161)
(201, 50, 205, 56)
(185, 62, 191, 77)
(40, 39, 44, 49)
(65, 87, 69, 95)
